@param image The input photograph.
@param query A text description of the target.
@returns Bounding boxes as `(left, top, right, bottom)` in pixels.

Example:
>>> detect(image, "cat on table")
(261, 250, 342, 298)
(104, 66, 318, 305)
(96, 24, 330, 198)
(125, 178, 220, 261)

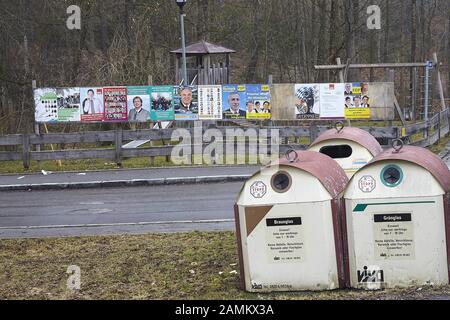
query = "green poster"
(150, 86, 175, 121)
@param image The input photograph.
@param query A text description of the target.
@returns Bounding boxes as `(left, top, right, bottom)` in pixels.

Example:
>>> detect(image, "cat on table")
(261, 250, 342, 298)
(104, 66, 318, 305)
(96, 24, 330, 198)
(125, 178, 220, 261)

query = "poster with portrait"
(245, 84, 271, 120)
(222, 84, 246, 119)
(173, 85, 199, 121)
(34, 88, 59, 123)
(150, 86, 174, 121)
(319, 83, 345, 119)
(104, 87, 128, 121)
(294, 84, 320, 119)
(198, 85, 223, 120)
(344, 82, 371, 119)
(80, 87, 104, 122)
(127, 86, 151, 122)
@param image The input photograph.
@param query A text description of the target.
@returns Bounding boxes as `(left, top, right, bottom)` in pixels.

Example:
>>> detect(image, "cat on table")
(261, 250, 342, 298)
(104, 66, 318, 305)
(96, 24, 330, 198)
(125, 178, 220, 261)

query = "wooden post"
(438, 109, 441, 143)
(175, 58, 179, 84)
(115, 126, 123, 167)
(148, 75, 155, 166)
(22, 133, 30, 170)
(433, 52, 447, 111)
(336, 58, 344, 83)
(412, 67, 417, 121)
(226, 54, 231, 84)
(32, 80, 42, 169)
(337, 58, 351, 128)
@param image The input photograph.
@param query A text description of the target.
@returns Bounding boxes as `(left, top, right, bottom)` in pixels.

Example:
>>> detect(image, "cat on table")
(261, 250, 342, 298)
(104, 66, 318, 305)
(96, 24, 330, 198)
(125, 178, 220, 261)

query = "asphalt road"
(0, 182, 243, 239)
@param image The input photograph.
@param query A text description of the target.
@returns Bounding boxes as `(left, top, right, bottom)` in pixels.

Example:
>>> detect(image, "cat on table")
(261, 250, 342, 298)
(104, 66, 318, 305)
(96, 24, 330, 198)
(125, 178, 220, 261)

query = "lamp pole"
(176, 0, 188, 85)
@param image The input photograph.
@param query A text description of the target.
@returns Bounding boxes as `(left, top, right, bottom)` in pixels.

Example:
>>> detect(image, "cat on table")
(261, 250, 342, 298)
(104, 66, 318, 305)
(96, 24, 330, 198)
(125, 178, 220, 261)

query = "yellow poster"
(345, 107, 371, 119)
(344, 82, 371, 119)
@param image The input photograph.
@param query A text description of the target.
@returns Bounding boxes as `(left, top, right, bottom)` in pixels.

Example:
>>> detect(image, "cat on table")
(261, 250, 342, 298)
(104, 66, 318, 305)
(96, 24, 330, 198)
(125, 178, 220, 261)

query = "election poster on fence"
(80, 88, 104, 122)
(246, 84, 271, 120)
(222, 84, 247, 119)
(34, 88, 81, 122)
(294, 84, 320, 119)
(55, 88, 81, 122)
(34, 88, 59, 123)
(319, 83, 345, 119)
(174, 86, 199, 121)
(150, 86, 175, 121)
(344, 82, 371, 119)
(127, 86, 151, 122)
(198, 85, 223, 120)
(104, 87, 128, 121)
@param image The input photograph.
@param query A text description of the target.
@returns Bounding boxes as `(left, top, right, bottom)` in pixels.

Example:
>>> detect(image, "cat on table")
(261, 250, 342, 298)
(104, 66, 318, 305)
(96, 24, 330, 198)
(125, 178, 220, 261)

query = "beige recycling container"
(234, 150, 349, 292)
(343, 143, 450, 289)
(309, 126, 383, 178)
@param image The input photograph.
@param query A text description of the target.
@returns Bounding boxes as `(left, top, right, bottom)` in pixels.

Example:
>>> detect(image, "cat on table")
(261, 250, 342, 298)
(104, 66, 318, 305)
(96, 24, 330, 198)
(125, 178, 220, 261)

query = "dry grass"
(1, 231, 449, 300)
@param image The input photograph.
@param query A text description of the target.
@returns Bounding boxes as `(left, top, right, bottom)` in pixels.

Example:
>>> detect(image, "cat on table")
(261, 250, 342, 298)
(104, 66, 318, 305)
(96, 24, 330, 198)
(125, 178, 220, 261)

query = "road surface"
(0, 165, 259, 188)
(0, 182, 243, 239)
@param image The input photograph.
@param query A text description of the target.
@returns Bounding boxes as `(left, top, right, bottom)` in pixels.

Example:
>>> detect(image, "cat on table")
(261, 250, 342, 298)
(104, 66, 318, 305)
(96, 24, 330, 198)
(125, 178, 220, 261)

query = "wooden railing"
(0, 109, 448, 169)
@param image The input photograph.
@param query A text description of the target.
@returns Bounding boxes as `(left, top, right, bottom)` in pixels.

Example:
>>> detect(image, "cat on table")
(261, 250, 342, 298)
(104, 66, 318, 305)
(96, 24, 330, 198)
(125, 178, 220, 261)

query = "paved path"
(0, 165, 260, 191)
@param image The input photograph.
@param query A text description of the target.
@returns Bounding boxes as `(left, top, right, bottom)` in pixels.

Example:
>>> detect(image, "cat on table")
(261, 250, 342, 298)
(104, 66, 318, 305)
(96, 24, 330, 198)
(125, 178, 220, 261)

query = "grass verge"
(1, 231, 449, 300)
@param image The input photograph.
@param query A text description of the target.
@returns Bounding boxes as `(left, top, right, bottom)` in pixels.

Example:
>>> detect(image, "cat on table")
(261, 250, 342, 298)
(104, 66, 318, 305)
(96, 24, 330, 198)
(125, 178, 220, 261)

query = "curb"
(0, 175, 252, 192)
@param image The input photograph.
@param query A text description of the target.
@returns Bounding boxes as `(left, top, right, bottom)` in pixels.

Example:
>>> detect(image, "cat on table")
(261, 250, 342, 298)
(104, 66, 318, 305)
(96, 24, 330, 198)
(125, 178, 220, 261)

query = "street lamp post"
(176, 0, 188, 85)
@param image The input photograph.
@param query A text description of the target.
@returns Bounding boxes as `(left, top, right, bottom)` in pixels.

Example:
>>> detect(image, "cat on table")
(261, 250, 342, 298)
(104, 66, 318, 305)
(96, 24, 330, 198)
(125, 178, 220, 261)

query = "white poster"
(34, 88, 58, 122)
(294, 84, 320, 119)
(198, 85, 223, 120)
(319, 83, 345, 119)
(80, 87, 104, 122)
(34, 88, 81, 122)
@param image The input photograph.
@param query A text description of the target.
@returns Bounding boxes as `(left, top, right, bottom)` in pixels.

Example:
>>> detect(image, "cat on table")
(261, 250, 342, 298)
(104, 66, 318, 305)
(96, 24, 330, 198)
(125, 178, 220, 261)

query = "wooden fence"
(0, 108, 448, 169)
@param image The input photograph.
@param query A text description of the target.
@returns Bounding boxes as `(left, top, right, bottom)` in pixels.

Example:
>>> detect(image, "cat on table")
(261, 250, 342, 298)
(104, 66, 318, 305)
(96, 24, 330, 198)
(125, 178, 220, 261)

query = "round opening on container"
(271, 171, 292, 193)
(381, 164, 403, 187)
(319, 145, 353, 159)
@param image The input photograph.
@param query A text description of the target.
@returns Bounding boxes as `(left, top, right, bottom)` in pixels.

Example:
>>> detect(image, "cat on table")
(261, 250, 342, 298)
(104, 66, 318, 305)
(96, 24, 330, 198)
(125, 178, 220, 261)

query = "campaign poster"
(294, 84, 320, 119)
(245, 84, 271, 120)
(34, 88, 59, 123)
(222, 84, 247, 119)
(80, 87, 104, 122)
(127, 86, 151, 122)
(344, 82, 371, 119)
(198, 85, 223, 120)
(150, 86, 175, 121)
(319, 83, 345, 119)
(104, 87, 128, 121)
(173, 85, 199, 121)
(55, 88, 81, 122)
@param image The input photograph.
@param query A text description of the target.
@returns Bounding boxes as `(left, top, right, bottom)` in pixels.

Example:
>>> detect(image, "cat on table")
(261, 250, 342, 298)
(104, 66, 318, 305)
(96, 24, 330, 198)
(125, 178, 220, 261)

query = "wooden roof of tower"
(170, 40, 236, 56)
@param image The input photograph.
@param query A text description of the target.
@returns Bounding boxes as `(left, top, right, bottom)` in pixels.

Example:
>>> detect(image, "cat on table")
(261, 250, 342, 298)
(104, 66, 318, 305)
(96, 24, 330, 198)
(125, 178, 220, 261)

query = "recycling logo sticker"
(358, 175, 376, 193)
(250, 181, 267, 198)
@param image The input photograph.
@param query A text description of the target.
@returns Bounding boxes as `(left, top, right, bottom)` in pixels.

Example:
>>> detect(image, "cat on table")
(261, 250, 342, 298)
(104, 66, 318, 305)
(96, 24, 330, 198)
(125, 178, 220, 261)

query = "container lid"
(310, 127, 383, 157)
(368, 145, 450, 192)
(268, 150, 349, 198)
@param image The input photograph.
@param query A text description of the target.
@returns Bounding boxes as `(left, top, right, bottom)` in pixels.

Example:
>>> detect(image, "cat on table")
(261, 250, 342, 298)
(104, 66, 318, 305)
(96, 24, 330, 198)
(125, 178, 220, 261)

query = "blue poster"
(222, 84, 246, 119)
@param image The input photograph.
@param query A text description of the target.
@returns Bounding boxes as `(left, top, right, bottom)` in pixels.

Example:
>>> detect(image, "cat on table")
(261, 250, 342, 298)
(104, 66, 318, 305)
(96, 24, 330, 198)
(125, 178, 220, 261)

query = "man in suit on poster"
(175, 87, 198, 114)
(129, 96, 150, 122)
(223, 92, 246, 118)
